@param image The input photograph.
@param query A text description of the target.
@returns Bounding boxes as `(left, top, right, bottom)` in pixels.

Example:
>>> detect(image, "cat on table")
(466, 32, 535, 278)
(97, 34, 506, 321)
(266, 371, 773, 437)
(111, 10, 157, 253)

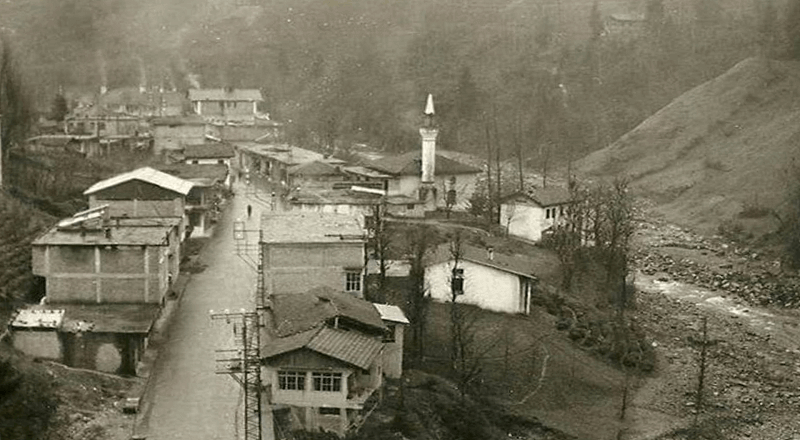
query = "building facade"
(259, 213, 366, 299)
(499, 187, 571, 243)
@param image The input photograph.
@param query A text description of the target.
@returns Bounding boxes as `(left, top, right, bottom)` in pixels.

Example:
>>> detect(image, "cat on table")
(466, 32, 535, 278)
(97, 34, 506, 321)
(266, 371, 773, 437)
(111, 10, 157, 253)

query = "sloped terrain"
(0, 191, 54, 307)
(578, 57, 800, 234)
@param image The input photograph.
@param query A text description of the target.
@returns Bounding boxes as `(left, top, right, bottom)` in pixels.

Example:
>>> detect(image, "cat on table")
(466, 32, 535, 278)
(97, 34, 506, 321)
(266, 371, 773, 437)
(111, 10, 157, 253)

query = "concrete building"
(262, 287, 407, 436)
(157, 164, 230, 237)
(188, 88, 263, 123)
(287, 188, 424, 219)
(84, 167, 194, 240)
(259, 212, 366, 299)
(499, 187, 571, 243)
(98, 87, 186, 118)
(425, 243, 558, 315)
(65, 106, 140, 138)
(151, 115, 208, 156)
(32, 213, 181, 305)
(16, 206, 181, 374)
(182, 143, 235, 168)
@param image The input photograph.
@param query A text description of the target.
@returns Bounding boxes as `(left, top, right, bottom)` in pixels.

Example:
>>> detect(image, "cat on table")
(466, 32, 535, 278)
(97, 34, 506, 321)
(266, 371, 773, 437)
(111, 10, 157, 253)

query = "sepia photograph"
(1, 0, 800, 439)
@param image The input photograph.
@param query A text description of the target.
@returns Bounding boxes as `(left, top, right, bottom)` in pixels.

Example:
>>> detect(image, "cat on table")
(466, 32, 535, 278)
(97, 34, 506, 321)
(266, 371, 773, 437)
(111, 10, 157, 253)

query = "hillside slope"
(577, 57, 800, 234)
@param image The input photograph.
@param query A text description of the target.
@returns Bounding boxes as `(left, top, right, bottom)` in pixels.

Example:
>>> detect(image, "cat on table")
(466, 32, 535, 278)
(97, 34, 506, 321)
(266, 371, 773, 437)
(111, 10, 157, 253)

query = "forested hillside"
(0, 0, 785, 165)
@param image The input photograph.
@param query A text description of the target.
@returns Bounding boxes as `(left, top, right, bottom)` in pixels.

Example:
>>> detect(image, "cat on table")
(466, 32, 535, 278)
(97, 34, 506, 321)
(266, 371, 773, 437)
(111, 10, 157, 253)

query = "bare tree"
(406, 225, 433, 365)
(367, 198, 391, 302)
(446, 232, 486, 398)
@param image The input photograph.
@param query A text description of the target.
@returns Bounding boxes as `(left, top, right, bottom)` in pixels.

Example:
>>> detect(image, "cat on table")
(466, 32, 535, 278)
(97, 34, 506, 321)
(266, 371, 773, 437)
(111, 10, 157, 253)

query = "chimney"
(100, 85, 108, 95)
(419, 94, 438, 184)
(487, 247, 494, 261)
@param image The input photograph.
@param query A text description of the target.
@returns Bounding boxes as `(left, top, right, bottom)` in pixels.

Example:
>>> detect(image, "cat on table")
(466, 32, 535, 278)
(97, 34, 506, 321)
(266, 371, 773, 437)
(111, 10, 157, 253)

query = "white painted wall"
(386, 173, 477, 212)
(500, 201, 565, 242)
(425, 259, 529, 314)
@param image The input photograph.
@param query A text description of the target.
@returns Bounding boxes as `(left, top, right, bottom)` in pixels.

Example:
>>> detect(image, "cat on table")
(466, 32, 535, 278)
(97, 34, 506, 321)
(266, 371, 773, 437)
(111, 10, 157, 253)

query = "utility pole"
(212, 309, 262, 440)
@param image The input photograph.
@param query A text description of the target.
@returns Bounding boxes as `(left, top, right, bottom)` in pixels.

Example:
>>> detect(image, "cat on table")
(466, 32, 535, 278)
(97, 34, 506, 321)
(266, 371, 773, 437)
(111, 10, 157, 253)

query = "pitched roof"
(365, 151, 481, 176)
(502, 186, 571, 207)
(262, 326, 383, 370)
(183, 143, 235, 159)
(151, 115, 206, 126)
(373, 304, 410, 324)
(84, 167, 194, 196)
(270, 287, 386, 337)
(260, 212, 365, 243)
(188, 88, 263, 102)
(288, 188, 422, 207)
(155, 164, 228, 185)
(429, 243, 559, 280)
(288, 160, 344, 176)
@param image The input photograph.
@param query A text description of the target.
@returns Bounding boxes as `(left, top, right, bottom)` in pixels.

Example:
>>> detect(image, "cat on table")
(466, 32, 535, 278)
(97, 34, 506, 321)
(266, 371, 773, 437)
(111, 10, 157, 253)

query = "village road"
(139, 182, 267, 440)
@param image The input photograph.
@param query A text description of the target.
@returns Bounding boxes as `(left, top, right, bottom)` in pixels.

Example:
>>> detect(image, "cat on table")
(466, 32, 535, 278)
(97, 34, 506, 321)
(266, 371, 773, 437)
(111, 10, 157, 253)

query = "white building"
(499, 187, 571, 243)
(425, 243, 557, 315)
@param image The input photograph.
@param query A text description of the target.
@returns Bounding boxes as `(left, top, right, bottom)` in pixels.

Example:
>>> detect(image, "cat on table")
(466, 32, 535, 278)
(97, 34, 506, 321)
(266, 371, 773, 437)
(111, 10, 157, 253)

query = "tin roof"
(10, 308, 65, 329)
(429, 243, 558, 280)
(84, 167, 194, 196)
(373, 304, 410, 324)
(151, 115, 207, 126)
(288, 160, 344, 176)
(10, 304, 159, 333)
(260, 212, 365, 243)
(288, 188, 421, 207)
(188, 88, 263, 102)
(156, 164, 229, 186)
(365, 151, 480, 176)
(501, 187, 571, 207)
(183, 143, 235, 159)
(341, 166, 392, 179)
(235, 142, 344, 167)
(261, 326, 383, 370)
(270, 287, 386, 338)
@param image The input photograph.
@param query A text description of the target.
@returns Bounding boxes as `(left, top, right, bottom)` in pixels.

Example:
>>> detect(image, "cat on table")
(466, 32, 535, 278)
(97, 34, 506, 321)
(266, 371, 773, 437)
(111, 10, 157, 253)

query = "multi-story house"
(259, 212, 366, 299)
(10, 205, 181, 375)
(188, 88, 263, 123)
(262, 286, 407, 436)
(83, 167, 194, 240)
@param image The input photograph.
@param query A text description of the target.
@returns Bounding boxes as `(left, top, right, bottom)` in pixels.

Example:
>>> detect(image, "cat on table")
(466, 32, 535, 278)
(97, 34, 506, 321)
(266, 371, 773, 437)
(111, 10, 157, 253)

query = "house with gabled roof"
(425, 243, 559, 315)
(362, 95, 481, 212)
(188, 88, 263, 122)
(262, 286, 407, 436)
(499, 186, 572, 243)
(84, 167, 194, 240)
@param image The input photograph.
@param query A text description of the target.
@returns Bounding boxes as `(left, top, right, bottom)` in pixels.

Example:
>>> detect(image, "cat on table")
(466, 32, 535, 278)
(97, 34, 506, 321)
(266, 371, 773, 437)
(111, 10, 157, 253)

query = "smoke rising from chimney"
(96, 49, 108, 93)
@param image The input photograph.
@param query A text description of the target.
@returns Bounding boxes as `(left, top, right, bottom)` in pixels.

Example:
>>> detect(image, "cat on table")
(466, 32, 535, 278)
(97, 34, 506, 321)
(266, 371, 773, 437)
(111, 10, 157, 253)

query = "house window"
(192, 160, 199, 164)
(560, 206, 564, 216)
(312, 372, 342, 392)
(98, 122, 106, 130)
(278, 371, 306, 390)
(218, 159, 225, 164)
(383, 324, 396, 343)
(406, 204, 415, 210)
(345, 270, 361, 293)
(545, 208, 551, 219)
(451, 268, 464, 295)
(319, 407, 340, 416)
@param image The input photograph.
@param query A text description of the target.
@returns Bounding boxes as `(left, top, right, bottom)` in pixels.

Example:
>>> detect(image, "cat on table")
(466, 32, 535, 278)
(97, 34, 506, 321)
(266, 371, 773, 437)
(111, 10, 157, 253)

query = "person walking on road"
(247, 204, 252, 218)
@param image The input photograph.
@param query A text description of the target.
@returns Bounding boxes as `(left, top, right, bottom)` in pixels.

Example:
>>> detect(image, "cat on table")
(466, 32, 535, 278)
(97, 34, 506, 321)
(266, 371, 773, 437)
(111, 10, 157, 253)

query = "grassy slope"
(577, 57, 800, 234)
(0, 191, 54, 309)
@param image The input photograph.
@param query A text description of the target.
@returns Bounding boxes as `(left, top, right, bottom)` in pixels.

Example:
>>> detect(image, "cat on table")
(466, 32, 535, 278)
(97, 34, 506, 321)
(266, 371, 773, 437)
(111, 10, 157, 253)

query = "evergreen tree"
(0, 34, 32, 157)
(49, 93, 68, 122)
